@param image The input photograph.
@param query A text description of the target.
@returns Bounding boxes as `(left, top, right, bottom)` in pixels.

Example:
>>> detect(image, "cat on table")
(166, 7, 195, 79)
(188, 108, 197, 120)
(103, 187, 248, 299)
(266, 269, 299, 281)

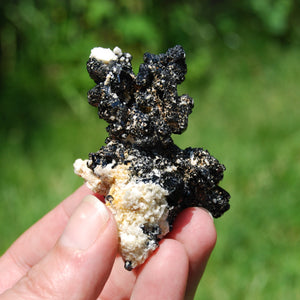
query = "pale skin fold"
(0, 184, 216, 300)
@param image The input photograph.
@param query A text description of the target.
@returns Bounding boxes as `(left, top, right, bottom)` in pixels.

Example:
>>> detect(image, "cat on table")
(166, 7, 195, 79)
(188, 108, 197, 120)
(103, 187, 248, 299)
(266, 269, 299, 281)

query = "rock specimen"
(74, 45, 230, 270)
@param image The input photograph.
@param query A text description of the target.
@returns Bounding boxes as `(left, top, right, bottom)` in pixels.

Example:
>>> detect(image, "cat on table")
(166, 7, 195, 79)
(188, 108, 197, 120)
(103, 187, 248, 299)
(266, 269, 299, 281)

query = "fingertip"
(59, 195, 111, 250)
(169, 207, 217, 249)
(72, 183, 95, 198)
(196, 207, 217, 249)
(132, 239, 189, 300)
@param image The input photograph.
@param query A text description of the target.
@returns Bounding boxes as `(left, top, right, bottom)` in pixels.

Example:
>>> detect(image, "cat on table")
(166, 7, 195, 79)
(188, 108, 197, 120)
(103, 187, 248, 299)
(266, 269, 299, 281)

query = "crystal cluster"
(74, 45, 230, 270)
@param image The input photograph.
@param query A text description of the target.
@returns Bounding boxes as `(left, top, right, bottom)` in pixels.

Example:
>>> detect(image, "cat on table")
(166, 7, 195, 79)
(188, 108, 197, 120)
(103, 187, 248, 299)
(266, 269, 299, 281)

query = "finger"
(131, 239, 189, 300)
(168, 207, 217, 299)
(0, 184, 95, 292)
(1, 195, 118, 300)
(98, 255, 137, 300)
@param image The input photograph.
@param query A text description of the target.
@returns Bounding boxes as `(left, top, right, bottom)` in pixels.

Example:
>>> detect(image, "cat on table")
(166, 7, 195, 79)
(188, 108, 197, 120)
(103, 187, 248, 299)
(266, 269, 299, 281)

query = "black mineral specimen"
(86, 45, 230, 219)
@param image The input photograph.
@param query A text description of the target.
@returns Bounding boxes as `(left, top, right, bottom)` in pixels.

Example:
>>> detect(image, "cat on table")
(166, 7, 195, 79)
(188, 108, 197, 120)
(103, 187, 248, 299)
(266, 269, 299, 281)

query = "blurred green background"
(0, 0, 299, 299)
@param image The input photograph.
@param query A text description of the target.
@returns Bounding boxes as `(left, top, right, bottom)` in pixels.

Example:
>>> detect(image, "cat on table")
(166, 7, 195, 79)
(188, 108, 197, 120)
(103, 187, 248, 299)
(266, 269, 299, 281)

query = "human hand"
(0, 185, 216, 300)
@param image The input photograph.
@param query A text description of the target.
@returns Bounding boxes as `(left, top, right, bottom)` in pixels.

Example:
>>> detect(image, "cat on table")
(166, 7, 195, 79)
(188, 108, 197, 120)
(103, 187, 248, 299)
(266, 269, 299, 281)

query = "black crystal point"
(86, 46, 230, 218)
(87, 45, 193, 148)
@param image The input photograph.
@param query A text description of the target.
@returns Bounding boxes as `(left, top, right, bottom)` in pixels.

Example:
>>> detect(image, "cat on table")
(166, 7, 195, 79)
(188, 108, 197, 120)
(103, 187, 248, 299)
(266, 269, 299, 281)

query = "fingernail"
(60, 195, 110, 250)
(200, 208, 214, 221)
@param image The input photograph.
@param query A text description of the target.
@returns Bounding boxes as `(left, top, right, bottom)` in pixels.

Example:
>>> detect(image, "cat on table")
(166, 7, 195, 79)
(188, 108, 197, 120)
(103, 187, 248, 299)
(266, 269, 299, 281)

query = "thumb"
(1, 195, 118, 300)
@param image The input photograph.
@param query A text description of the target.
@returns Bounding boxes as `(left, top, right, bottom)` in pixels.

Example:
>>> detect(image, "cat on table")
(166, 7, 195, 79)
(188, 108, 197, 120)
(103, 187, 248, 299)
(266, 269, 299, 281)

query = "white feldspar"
(89, 47, 118, 63)
(73, 158, 110, 194)
(113, 46, 123, 56)
(73, 158, 170, 269)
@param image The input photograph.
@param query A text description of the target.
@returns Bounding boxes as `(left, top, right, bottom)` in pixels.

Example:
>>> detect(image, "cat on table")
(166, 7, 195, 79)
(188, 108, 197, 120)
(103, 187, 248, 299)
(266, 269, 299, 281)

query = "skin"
(0, 184, 216, 300)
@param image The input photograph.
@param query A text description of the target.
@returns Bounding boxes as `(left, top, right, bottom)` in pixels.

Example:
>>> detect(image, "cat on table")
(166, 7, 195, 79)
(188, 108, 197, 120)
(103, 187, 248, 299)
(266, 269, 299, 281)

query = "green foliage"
(115, 15, 160, 49)
(1, 1, 300, 299)
(249, 0, 293, 34)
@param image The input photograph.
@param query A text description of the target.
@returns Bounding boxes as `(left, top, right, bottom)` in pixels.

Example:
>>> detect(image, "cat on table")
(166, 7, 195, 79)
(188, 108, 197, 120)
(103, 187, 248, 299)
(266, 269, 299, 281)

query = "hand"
(0, 185, 216, 300)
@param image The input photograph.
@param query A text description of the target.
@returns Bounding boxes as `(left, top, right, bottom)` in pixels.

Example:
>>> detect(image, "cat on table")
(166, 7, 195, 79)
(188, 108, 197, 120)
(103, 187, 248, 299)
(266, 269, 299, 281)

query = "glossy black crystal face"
(87, 45, 194, 148)
(86, 45, 230, 218)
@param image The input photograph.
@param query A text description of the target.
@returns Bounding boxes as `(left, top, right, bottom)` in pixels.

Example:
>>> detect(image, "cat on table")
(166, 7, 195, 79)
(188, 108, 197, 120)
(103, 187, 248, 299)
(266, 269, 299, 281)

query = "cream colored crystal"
(89, 47, 118, 63)
(73, 159, 170, 268)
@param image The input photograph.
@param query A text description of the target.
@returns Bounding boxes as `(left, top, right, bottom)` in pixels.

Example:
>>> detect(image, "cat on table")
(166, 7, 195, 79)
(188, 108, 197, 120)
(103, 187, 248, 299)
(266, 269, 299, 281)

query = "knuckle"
(21, 267, 57, 299)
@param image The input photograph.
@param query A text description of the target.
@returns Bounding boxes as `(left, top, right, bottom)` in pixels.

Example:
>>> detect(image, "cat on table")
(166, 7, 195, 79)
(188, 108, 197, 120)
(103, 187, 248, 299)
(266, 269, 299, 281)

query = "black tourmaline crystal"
(85, 45, 230, 220)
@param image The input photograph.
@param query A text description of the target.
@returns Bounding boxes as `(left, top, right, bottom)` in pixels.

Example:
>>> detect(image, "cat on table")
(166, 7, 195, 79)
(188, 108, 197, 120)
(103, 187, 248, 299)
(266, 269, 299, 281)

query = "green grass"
(1, 43, 299, 299)
(191, 45, 300, 299)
